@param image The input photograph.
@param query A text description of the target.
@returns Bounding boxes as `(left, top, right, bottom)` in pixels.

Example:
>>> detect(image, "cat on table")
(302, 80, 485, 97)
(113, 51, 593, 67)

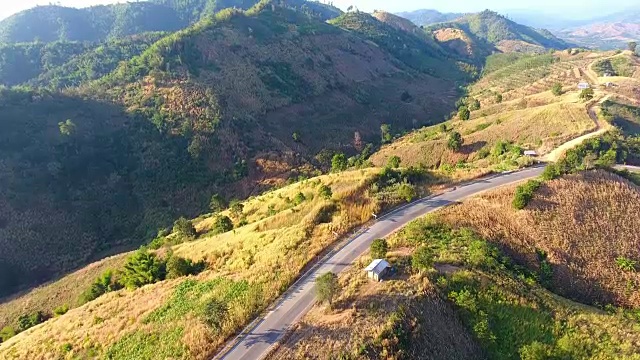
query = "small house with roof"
(578, 82, 591, 90)
(365, 259, 391, 282)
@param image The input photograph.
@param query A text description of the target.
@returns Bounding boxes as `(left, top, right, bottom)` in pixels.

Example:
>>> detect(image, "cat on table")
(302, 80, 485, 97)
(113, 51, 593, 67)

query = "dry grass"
(371, 94, 595, 170)
(0, 169, 389, 359)
(438, 170, 640, 308)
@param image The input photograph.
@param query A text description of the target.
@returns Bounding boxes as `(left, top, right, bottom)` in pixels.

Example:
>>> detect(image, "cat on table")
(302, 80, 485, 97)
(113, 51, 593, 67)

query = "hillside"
(396, 9, 463, 26)
(556, 10, 640, 50)
(269, 198, 640, 359)
(0, 3, 465, 299)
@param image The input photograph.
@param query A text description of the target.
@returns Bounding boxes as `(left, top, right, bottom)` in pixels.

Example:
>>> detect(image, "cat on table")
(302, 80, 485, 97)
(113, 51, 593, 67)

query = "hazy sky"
(1, 0, 638, 20)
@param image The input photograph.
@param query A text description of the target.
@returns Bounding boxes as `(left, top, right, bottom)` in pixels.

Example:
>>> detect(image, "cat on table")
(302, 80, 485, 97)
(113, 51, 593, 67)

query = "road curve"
(217, 165, 546, 360)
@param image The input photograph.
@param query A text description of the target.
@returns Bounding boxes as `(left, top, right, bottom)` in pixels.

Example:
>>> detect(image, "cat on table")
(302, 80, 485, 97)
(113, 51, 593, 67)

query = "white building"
(365, 259, 391, 282)
(524, 150, 538, 157)
(578, 82, 591, 90)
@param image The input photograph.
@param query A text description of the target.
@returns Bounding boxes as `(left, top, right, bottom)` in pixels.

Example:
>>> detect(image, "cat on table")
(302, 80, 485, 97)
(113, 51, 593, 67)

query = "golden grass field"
(0, 169, 390, 359)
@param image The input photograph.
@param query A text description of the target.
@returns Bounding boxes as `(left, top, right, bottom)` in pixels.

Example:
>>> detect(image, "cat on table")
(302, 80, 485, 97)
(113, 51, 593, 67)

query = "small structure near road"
(578, 82, 591, 90)
(524, 150, 538, 157)
(365, 259, 391, 282)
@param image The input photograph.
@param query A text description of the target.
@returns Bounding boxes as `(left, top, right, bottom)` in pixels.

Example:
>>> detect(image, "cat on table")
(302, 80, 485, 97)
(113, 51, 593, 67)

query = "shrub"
(318, 184, 333, 200)
(331, 153, 348, 172)
(387, 155, 401, 169)
(173, 217, 196, 238)
(0, 326, 16, 342)
(119, 250, 166, 290)
(381, 123, 392, 143)
(212, 215, 233, 234)
(292, 132, 300, 142)
(513, 180, 542, 210)
(370, 239, 389, 259)
(412, 246, 433, 271)
(293, 192, 306, 205)
(80, 270, 120, 304)
(202, 298, 228, 331)
(579, 88, 594, 101)
(166, 255, 207, 279)
(616, 257, 638, 272)
(541, 163, 561, 180)
(468, 98, 481, 111)
(17, 311, 46, 332)
(458, 106, 470, 120)
(229, 200, 244, 218)
(53, 304, 69, 317)
(397, 182, 417, 202)
(209, 194, 226, 213)
(439, 123, 448, 133)
(447, 132, 464, 151)
(551, 83, 563, 96)
(316, 272, 340, 307)
(495, 93, 503, 104)
(60, 343, 73, 353)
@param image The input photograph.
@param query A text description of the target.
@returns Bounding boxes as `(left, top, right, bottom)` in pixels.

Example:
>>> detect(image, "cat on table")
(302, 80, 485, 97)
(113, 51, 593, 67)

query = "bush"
(381, 124, 392, 143)
(293, 192, 306, 205)
(229, 200, 244, 218)
(318, 184, 333, 200)
(166, 255, 207, 279)
(513, 180, 542, 210)
(468, 98, 481, 111)
(0, 326, 16, 342)
(551, 83, 563, 96)
(616, 257, 638, 272)
(495, 93, 503, 104)
(315, 272, 340, 307)
(579, 88, 594, 101)
(447, 132, 464, 151)
(458, 106, 470, 120)
(80, 269, 120, 304)
(212, 215, 233, 234)
(387, 155, 401, 169)
(17, 311, 47, 332)
(119, 250, 166, 290)
(209, 194, 226, 213)
(370, 239, 389, 259)
(173, 217, 196, 238)
(53, 304, 69, 317)
(412, 246, 433, 271)
(202, 298, 228, 331)
(397, 182, 417, 202)
(541, 163, 561, 181)
(331, 153, 348, 172)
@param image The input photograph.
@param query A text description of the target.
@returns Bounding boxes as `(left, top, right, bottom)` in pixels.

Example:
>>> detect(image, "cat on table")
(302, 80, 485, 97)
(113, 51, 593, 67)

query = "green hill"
(396, 9, 463, 26)
(0, 3, 463, 299)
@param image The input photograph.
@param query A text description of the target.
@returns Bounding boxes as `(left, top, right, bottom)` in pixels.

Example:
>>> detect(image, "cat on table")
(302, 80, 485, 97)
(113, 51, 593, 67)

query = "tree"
(293, 192, 306, 205)
(53, 304, 69, 317)
(331, 153, 348, 172)
(438, 123, 448, 133)
(579, 87, 594, 101)
(629, 41, 637, 53)
(17, 311, 46, 332)
(80, 269, 119, 304)
(202, 298, 228, 331)
(397, 182, 417, 202)
(380, 124, 392, 143)
(212, 215, 233, 234)
(209, 194, 226, 213)
(458, 106, 470, 120)
(292, 132, 300, 142)
(58, 119, 76, 136)
(316, 272, 340, 307)
(412, 246, 433, 271)
(468, 98, 481, 111)
(119, 250, 166, 290)
(447, 132, 463, 152)
(318, 184, 333, 200)
(173, 217, 196, 238)
(387, 155, 401, 169)
(229, 200, 244, 219)
(353, 131, 363, 151)
(166, 255, 206, 279)
(551, 83, 563, 96)
(495, 93, 503, 104)
(0, 326, 16, 342)
(370, 239, 388, 259)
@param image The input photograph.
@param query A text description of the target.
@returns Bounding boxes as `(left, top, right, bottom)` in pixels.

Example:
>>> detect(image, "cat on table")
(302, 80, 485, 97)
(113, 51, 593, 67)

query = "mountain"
(556, 10, 640, 50)
(396, 9, 463, 26)
(0, 2, 465, 299)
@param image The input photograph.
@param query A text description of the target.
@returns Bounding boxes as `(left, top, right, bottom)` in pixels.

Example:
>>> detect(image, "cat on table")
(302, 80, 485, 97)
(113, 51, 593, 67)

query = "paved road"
(217, 166, 546, 360)
(616, 165, 640, 173)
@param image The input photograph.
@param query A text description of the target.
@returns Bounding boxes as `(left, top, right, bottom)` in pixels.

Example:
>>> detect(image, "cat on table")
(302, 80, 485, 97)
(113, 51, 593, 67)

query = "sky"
(1, 0, 639, 20)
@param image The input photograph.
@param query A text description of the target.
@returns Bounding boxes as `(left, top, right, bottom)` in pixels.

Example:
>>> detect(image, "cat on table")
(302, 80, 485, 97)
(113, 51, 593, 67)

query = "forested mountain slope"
(0, 3, 467, 299)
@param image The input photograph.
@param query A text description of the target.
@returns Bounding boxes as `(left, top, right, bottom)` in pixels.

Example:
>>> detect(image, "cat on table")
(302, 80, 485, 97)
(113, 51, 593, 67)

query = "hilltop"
(396, 9, 463, 26)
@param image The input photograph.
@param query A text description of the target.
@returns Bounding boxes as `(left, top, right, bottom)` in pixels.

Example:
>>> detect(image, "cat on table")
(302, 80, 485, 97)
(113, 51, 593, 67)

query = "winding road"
(216, 165, 546, 360)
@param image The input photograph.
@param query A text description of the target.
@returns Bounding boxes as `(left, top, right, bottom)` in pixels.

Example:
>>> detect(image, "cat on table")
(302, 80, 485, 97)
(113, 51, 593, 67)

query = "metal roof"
(364, 259, 391, 274)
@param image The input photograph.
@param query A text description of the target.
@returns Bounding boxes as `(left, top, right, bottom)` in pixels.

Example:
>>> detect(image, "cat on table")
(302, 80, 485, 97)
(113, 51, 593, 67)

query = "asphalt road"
(217, 165, 546, 360)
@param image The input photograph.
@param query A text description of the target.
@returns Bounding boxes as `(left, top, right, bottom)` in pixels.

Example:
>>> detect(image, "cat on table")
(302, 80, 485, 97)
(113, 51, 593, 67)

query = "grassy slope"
(270, 209, 640, 360)
(0, 169, 396, 359)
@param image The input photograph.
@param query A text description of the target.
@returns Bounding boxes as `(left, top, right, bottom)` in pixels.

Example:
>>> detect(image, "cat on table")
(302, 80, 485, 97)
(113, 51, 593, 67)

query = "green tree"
(551, 83, 563, 96)
(458, 106, 470, 120)
(412, 246, 433, 271)
(17, 311, 46, 332)
(293, 192, 306, 205)
(209, 194, 226, 213)
(166, 255, 206, 279)
(119, 250, 166, 290)
(387, 155, 401, 169)
(315, 272, 340, 307)
(202, 298, 228, 331)
(495, 93, 503, 104)
(331, 153, 348, 172)
(173, 217, 196, 238)
(370, 239, 389, 259)
(229, 200, 244, 219)
(468, 98, 481, 111)
(292, 132, 300, 142)
(318, 184, 333, 200)
(80, 269, 119, 304)
(58, 119, 76, 136)
(212, 215, 233, 234)
(629, 41, 637, 53)
(579, 88, 594, 101)
(380, 124, 392, 143)
(53, 304, 69, 317)
(447, 131, 464, 152)
(397, 182, 417, 202)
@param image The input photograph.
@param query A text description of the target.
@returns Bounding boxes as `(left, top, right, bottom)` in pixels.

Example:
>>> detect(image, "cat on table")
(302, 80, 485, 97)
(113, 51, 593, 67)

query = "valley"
(0, 1, 638, 359)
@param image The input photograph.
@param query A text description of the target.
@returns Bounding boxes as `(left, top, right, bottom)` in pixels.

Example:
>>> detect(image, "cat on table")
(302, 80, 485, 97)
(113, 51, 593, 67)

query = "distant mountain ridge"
(396, 9, 463, 26)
